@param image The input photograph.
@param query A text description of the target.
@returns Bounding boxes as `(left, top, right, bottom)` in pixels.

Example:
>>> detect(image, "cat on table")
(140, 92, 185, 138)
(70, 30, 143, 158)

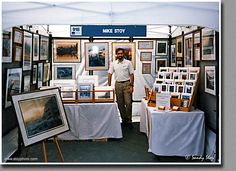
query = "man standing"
(108, 48, 134, 129)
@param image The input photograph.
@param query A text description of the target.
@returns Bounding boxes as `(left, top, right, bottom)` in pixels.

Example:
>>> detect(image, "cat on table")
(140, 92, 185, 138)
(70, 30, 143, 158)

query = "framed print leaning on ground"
(85, 42, 109, 71)
(112, 42, 136, 69)
(11, 88, 69, 146)
(205, 66, 216, 95)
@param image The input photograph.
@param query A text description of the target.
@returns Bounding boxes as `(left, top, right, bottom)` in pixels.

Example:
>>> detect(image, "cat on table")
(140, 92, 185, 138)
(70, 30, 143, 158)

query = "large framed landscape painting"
(11, 88, 69, 146)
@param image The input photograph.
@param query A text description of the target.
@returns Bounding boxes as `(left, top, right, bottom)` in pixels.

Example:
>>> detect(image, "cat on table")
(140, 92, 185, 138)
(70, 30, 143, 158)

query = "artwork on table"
(13, 27, 23, 44)
(179, 67, 188, 73)
(94, 86, 114, 100)
(153, 83, 161, 93)
(138, 41, 154, 49)
(164, 72, 172, 79)
(173, 72, 181, 80)
(171, 93, 180, 99)
(43, 63, 50, 82)
(185, 80, 196, 87)
(156, 41, 168, 56)
(184, 34, 193, 67)
(171, 44, 176, 66)
(140, 52, 152, 61)
(5, 68, 22, 108)
(159, 67, 168, 72)
(155, 58, 167, 73)
(185, 85, 194, 94)
(181, 72, 188, 80)
(189, 73, 198, 81)
(11, 88, 69, 146)
(112, 42, 136, 69)
(33, 34, 40, 61)
(181, 93, 192, 108)
(169, 67, 178, 73)
(53, 39, 80, 63)
(77, 83, 94, 100)
(13, 45, 22, 62)
(156, 93, 171, 110)
(161, 84, 168, 92)
(23, 75, 31, 92)
(205, 66, 216, 95)
(37, 63, 43, 88)
(32, 64, 37, 84)
(176, 36, 183, 57)
(168, 84, 176, 93)
(23, 31, 32, 71)
(2, 30, 12, 63)
(177, 85, 184, 93)
(85, 42, 109, 70)
(40, 36, 49, 60)
(142, 63, 151, 74)
(157, 72, 165, 79)
(193, 31, 201, 61)
(77, 75, 99, 87)
(202, 28, 216, 60)
(54, 64, 76, 80)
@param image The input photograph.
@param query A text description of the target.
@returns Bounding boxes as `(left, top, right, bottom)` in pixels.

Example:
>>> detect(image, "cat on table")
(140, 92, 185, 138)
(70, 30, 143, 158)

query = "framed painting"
(53, 64, 76, 80)
(193, 31, 201, 61)
(156, 40, 168, 56)
(40, 36, 49, 61)
(2, 30, 12, 63)
(184, 34, 193, 67)
(5, 68, 22, 108)
(77, 75, 99, 87)
(11, 88, 69, 146)
(13, 45, 22, 62)
(43, 63, 50, 83)
(176, 36, 183, 57)
(23, 75, 31, 92)
(37, 63, 43, 88)
(205, 66, 216, 95)
(112, 42, 136, 69)
(138, 41, 154, 50)
(77, 83, 94, 100)
(53, 39, 81, 63)
(171, 44, 176, 66)
(23, 31, 32, 71)
(13, 27, 23, 44)
(140, 52, 152, 61)
(142, 63, 151, 74)
(155, 58, 167, 73)
(32, 64, 37, 84)
(33, 34, 40, 61)
(85, 42, 109, 71)
(202, 28, 216, 60)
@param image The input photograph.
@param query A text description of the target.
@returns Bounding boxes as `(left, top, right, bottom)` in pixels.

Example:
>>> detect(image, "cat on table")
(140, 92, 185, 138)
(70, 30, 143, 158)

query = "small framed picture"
(176, 36, 183, 57)
(155, 78, 164, 84)
(77, 75, 99, 87)
(60, 86, 77, 101)
(77, 83, 94, 100)
(164, 72, 172, 79)
(185, 85, 194, 94)
(33, 34, 40, 61)
(13, 27, 23, 44)
(153, 83, 161, 93)
(156, 40, 168, 55)
(13, 45, 23, 62)
(138, 41, 154, 49)
(53, 64, 76, 80)
(205, 66, 216, 95)
(23, 75, 31, 92)
(37, 63, 43, 88)
(23, 31, 32, 71)
(181, 93, 192, 100)
(168, 84, 176, 93)
(140, 52, 152, 61)
(43, 63, 50, 83)
(169, 67, 178, 73)
(40, 36, 49, 61)
(171, 44, 176, 66)
(177, 85, 184, 93)
(171, 93, 180, 99)
(161, 84, 168, 92)
(202, 28, 216, 60)
(32, 64, 37, 84)
(184, 34, 193, 67)
(181, 100, 189, 108)
(164, 79, 174, 85)
(157, 72, 165, 79)
(11, 88, 70, 146)
(179, 67, 189, 73)
(173, 72, 181, 80)
(159, 67, 169, 72)
(2, 30, 13, 63)
(155, 58, 167, 73)
(189, 73, 198, 81)
(189, 67, 200, 74)
(175, 79, 184, 85)
(185, 80, 195, 87)
(142, 63, 151, 74)
(181, 72, 188, 80)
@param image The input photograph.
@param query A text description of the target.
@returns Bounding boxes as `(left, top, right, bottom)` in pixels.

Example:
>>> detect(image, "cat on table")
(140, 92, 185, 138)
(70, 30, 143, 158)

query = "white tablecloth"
(58, 103, 122, 140)
(140, 99, 205, 156)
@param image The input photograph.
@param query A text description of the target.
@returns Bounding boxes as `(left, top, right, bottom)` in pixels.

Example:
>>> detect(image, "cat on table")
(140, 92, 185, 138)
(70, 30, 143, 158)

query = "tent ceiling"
(2, 2, 219, 31)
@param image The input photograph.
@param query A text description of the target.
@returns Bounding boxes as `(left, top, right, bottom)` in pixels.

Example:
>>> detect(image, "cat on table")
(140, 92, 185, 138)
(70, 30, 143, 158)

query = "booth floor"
(6, 122, 207, 164)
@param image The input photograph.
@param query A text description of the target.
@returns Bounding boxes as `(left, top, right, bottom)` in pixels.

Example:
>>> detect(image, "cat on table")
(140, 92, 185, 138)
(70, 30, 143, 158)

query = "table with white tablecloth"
(140, 99, 205, 156)
(58, 103, 122, 140)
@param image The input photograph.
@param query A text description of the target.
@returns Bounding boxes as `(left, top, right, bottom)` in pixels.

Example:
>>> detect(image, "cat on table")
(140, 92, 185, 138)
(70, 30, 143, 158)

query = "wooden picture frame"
(176, 36, 183, 57)
(112, 42, 136, 69)
(156, 40, 168, 56)
(40, 36, 49, 61)
(205, 66, 216, 95)
(33, 34, 40, 61)
(2, 30, 13, 63)
(5, 68, 22, 108)
(53, 39, 80, 63)
(140, 52, 152, 61)
(184, 34, 193, 67)
(23, 31, 32, 71)
(142, 63, 151, 74)
(53, 64, 76, 80)
(13, 27, 23, 44)
(85, 42, 109, 71)
(11, 88, 69, 146)
(13, 45, 23, 62)
(138, 41, 154, 49)
(155, 58, 167, 73)
(202, 28, 216, 60)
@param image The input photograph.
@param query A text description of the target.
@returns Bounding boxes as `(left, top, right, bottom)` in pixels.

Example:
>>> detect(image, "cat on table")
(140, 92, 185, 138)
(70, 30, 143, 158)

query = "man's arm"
(130, 73, 134, 87)
(108, 73, 112, 86)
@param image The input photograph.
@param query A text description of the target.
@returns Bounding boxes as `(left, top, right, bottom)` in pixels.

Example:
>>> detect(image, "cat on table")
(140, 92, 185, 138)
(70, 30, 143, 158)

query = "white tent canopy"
(2, 1, 219, 31)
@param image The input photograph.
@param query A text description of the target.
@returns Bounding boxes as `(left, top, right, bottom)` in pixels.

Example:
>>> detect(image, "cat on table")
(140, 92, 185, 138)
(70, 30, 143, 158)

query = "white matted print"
(156, 40, 168, 56)
(205, 66, 216, 95)
(77, 83, 94, 99)
(53, 64, 76, 80)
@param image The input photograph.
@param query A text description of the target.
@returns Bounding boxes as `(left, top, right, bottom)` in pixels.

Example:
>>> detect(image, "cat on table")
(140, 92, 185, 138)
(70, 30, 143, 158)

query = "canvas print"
(155, 58, 167, 73)
(138, 41, 154, 49)
(176, 36, 183, 57)
(112, 42, 136, 69)
(77, 83, 94, 99)
(202, 28, 215, 60)
(53, 39, 81, 63)
(33, 34, 40, 61)
(40, 36, 49, 60)
(5, 68, 22, 108)
(54, 64, 76, 80)
(23, 31, 32, 71)
(85, 42, 109, 70)
(142, 63, 151, 74)
(11, 88, 69, 146)
(205, 66, 216, 95)
(156, 41, 168, 55)
(140, 52, 152, 61)
(2, 30, 12, 63)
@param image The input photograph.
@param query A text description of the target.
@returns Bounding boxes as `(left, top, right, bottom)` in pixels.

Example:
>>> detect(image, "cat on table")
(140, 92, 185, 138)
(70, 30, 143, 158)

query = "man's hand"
(129, 86, 134, 94)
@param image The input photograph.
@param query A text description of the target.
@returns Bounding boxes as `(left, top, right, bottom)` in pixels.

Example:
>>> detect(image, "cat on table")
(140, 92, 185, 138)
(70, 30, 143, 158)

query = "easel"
(42, 136, 64, 162)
